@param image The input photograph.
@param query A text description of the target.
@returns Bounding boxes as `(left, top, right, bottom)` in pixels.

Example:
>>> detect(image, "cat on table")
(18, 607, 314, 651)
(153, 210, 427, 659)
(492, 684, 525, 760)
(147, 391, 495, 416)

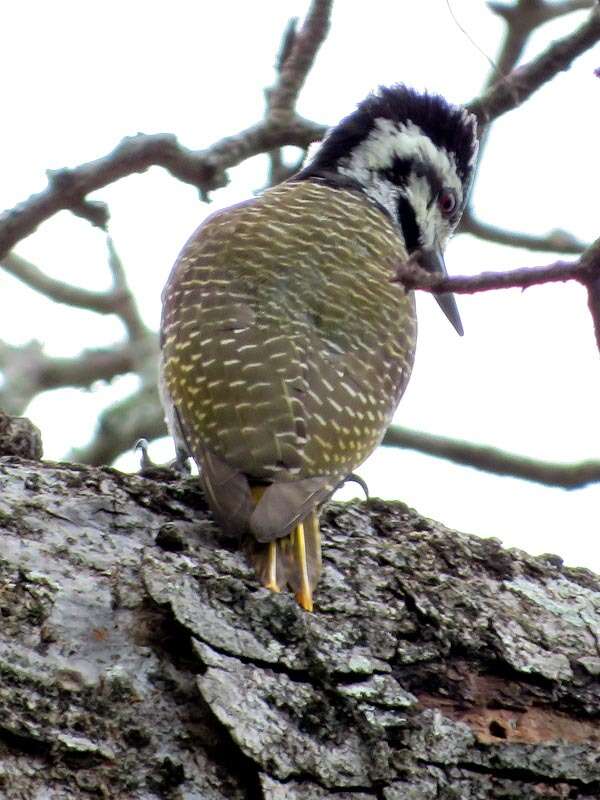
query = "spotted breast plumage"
(160, 84, 478, 610)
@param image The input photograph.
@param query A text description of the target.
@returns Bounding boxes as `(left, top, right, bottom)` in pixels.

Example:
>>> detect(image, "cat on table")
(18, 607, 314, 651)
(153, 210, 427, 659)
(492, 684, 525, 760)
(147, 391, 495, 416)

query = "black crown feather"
(302, 84, 478, 184)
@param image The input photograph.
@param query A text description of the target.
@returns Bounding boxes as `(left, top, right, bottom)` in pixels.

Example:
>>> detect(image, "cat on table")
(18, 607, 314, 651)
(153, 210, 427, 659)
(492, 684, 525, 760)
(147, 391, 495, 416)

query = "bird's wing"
(196, 441, 253, 539)
(161, 198, 332, 539)
(161, 180, 415, 540)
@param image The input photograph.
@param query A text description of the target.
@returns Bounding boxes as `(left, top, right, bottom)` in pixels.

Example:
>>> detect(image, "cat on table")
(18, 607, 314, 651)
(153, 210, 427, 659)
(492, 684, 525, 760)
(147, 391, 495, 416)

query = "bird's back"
(159, 84, 478, 609)
(161, 179, 416, 490)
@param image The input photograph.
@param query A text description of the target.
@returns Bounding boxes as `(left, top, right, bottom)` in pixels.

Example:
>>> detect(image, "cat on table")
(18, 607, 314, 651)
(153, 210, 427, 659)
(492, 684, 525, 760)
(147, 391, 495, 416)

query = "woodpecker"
(160, 85, 478, 611)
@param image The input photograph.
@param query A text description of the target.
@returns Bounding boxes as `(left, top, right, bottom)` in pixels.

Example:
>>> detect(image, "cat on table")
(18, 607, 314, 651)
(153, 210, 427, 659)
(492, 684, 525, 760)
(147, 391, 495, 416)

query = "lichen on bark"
(0, 453, 599, 799)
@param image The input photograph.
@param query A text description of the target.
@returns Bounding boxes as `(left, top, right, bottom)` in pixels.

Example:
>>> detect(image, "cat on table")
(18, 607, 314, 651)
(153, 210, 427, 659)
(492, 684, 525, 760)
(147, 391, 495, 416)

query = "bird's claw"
(135, 438, 154, 471)
(335, 472, 370, 500)
(134, 439, 191, 477)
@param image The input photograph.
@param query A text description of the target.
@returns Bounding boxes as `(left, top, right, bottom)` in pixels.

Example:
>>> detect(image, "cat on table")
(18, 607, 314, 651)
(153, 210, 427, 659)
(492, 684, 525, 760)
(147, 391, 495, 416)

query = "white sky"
(1, 2, 599, 569)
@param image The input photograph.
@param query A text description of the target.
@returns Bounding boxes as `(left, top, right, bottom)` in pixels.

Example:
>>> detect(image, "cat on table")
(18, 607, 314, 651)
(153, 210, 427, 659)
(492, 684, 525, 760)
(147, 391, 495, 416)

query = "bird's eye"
(437, 189, 457, 216)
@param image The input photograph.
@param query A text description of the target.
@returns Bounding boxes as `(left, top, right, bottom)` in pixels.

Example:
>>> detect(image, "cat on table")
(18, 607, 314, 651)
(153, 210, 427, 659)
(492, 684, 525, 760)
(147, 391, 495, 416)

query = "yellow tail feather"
(248, 502, 321, 612)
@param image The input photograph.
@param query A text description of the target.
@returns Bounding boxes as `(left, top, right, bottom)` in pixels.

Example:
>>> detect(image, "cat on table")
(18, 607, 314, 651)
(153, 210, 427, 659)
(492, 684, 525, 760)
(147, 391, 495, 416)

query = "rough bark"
(1, 452, 599, 799)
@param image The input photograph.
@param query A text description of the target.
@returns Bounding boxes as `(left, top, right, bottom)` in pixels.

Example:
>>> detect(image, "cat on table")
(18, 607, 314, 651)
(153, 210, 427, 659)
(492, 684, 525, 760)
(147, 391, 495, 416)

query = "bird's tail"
(248, 487, 321, 612)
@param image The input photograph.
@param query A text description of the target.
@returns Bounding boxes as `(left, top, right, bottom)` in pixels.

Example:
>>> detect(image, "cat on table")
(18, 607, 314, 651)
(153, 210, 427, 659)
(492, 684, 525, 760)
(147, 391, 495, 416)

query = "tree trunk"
(1, 449, 599, 799)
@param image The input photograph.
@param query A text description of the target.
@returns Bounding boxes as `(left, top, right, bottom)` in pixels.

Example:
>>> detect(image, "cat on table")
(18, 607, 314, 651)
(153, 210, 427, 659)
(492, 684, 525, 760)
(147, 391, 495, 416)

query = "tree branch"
(0, 252, 123, 315)
(394, 234, 600, 294)
(265, 143, 309, 189)
(461, 1, 595, 258)
(394, 236, 600, 354)
(485, 0, 595, 91)
(3, 455, 600, 796)
(105, 237, 148, 342)
(68, 383, 165, 466)
(0, 337, 157, 416)
(0, 135, 218, 261)
(468, 4, 600, 126)
(396, 257, 581, 293)
(0, 123, 327, 263)
(586, 269, 600, 352)
(1, 237, 149, 344)
(458, 208, 588, 254)
(264, 2, 333, 188)
(267, 0, 333, 121)
(38, 343, 156, 392)
(383, 425, 600, 489)
(71, 379, 600, 494)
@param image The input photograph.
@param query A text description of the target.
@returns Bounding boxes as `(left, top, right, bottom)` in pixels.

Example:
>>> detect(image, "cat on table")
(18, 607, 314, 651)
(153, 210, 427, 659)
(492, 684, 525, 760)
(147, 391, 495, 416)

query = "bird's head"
(297, 85, 479, 335)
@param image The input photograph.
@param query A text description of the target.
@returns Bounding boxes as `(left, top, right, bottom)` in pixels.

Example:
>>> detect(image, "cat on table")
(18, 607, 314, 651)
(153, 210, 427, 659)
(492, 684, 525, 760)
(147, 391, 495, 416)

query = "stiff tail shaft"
(249, 487, 321, 611)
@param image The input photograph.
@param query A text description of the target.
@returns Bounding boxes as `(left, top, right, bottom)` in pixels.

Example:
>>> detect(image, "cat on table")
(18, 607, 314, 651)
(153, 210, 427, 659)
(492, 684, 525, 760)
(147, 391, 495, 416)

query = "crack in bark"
(0, 726, 53, 758)
(2, 457, 600, 795)
(425, 756, 600, 793)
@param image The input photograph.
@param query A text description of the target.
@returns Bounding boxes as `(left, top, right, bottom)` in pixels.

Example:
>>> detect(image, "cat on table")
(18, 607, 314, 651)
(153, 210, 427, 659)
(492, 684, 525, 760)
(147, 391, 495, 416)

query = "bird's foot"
(135, 439, 191, 478)
(335, 472, 370, 500)
(135, 438, 154, 472)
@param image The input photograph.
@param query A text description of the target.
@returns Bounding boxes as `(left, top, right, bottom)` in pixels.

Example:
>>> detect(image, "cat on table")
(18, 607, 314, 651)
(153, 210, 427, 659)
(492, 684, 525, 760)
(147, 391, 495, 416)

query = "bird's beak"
(416, 246, 464, 336)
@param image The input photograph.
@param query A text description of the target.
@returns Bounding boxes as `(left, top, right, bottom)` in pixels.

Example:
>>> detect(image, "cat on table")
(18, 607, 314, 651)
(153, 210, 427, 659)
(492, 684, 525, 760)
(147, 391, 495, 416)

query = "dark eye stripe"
(396, 195, 420, 253)
(380, 156, 412, 185)
(381, 157, 446, 209)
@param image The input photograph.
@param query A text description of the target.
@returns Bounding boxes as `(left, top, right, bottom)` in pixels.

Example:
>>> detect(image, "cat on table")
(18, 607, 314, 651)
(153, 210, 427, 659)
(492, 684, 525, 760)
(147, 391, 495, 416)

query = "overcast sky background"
(0, 1, 598, 570)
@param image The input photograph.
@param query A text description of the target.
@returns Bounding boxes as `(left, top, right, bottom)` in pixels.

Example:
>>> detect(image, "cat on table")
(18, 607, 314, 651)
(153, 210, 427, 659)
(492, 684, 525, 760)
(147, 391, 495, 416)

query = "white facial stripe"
(335, 115, 467, 249)
(405, 174, 431, 246)
(340, 117, 463, 198)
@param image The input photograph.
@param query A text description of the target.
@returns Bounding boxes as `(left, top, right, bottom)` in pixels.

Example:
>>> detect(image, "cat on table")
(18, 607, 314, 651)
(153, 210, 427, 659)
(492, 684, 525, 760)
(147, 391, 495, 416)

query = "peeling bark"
(1, 454, 599, 799)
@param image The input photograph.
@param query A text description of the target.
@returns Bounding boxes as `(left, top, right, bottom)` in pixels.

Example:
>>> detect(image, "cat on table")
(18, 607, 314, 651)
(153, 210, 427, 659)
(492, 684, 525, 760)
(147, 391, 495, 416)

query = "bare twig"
(38, 341, 157, 391)
(68, 383, 166, 466)
(485, 0, 595, 92)
(70, 381, 600, 491)
(267, 0, 333, 121)
(0, 124, 327, 263)
(264, 2, 332, 188)
(0, 135, 216, 262)
(1, 252, 124, 315)
(468, 4, 600, 125)
(0, 4, 594, 269)
(458, 209, 588, 254)
(266, 146, 308, 187)
(586, 273, 600, 351)
(1, 239, 150, 344)
(395, 236, 600, 355)
(69, 198, 110, 229)
(383, 425, 600, 489)
(105, 237, 148, 342)
(394, 235, 600, 294)
(198, 118, 326, 182)
(275, 17, 299, 73)
(462, 1, 595, 256)
(0, 337, 157, 416)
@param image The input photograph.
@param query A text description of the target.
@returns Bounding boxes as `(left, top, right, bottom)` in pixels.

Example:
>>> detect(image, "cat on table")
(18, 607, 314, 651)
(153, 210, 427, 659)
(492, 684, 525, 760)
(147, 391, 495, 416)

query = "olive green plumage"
(162, 180, 416, 475)
(160, 178, 416, 607)
(159, 84, 478, 610)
